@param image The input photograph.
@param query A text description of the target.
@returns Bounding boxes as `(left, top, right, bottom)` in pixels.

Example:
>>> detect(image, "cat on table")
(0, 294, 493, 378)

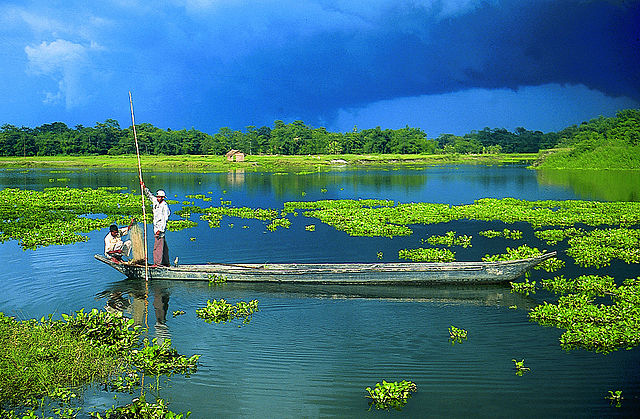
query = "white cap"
(156, 190, 166, 197)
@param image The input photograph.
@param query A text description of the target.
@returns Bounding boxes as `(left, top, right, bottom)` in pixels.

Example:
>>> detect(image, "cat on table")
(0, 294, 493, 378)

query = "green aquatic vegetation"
(535, 227, 584, 245)
(478, 228, 522, 240)
(424, 231, 472, 248)
(283, 198, 640, 239)
(207, 273, 227, 285)
(166, 220, 197, 231)
(606, 390, 623, 407)
(510, 278, 536, 295)
(541, 275, 616, 298)
(196, 299, 259, 324)
(128, 339, 200, 378)
(172, 310, 186, 317)
(0, 187, 148, 249)
(266, 218, 291, 231)
(398, 247, 455, 262)
(377, 251, 383, 260)
(365, 380, 417, 411)
(529, 277, 640, 353)
(448, 326, 467, 344)
(511, 359, 530, 376)
(567, 228, 640, 268)
(89, 395, 190, 418)
(482, 245, 543, 262)
(305, 224, 315, 231)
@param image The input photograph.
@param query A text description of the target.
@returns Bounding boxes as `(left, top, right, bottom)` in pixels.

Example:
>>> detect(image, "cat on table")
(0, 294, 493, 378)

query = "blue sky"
(1, 0, 638, 137)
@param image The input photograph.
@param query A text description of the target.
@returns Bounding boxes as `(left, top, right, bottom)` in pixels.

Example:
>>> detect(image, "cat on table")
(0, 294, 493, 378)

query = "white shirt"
(104, 227, 130, 256)
(144, 187, 171, 234)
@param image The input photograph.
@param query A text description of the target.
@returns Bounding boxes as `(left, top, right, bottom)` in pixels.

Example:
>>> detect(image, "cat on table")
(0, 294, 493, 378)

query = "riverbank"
(0, 153, 536, 172)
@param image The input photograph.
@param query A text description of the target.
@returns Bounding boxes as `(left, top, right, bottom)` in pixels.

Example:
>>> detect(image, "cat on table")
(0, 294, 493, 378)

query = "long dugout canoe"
(95, 251, 557, 285)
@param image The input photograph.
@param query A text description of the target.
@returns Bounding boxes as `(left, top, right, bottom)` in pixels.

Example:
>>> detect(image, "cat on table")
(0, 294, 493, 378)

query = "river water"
(1, 165, 639, 417)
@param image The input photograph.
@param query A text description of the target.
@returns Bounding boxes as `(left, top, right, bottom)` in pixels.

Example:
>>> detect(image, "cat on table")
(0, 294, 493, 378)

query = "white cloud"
(24, 39, 92, 108)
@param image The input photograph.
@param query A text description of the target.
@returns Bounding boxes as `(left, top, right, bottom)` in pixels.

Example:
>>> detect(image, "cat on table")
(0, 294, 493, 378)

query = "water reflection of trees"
(538, 169, 640, 202)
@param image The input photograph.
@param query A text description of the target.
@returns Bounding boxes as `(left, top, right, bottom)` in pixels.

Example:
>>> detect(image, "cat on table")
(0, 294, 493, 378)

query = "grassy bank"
(0, 153, 536, 172)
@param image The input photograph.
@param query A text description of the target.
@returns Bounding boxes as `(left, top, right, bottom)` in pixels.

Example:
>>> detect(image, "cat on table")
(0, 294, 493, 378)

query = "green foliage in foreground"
(365, 380, 417, 411)
(0, 309, 198, 417)
(529, 276, 640, 353)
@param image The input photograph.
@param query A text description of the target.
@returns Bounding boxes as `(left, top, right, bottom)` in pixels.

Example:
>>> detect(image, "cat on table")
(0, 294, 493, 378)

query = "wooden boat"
(95, 251, 556, 285)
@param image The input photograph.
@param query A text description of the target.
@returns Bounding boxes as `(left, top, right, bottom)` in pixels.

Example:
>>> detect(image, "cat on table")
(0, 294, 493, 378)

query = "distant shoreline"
(0, 153, 536, 172)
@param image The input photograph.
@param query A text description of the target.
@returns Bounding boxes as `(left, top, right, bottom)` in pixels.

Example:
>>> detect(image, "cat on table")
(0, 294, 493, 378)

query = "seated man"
(104, 222, 133, 263)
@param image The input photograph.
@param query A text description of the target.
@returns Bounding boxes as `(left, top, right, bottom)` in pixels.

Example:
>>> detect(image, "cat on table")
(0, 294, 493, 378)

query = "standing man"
(142, 182, 171, 266)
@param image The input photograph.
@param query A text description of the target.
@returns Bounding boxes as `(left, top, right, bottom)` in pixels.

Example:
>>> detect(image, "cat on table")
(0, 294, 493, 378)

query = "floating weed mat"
(0, 187, 148, 249)
(283, 198, 640, 237)
(483, 245, 564, 272)
(567, 228, 640, 268)
(196, 299, 259, 325)
(529, 276, 640, 353)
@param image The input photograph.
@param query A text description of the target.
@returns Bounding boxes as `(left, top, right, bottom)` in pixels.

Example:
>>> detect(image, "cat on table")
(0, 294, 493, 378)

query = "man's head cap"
(109, 224, 118, 232)
(156, 190, 166, 197)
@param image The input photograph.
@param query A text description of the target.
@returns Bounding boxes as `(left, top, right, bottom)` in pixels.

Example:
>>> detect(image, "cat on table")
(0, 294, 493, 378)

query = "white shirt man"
(104, 224, 132, 262)
(143, 185, 171, 266)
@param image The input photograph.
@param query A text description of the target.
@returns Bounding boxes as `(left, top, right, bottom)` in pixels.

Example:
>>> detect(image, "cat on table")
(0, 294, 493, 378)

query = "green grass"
(0, 153, 537, 172)
(0, 312, 124, 405)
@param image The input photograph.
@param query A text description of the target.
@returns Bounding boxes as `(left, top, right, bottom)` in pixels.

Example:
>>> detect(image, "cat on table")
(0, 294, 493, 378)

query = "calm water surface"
(1, 165, 639, 418)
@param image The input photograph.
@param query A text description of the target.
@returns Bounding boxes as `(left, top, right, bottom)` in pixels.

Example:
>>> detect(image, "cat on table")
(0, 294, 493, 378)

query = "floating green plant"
(534, 227, 584, 245)
(448, 326, 467, 344)
(305, 224, 316, 231)
(567, 228, 640, 268)
(365, 380, 417, 411)
(606, 390, 623, 407)
(207, 274, 227, 285)
(266, 218, 291, 231)
(424, 231, 472, 248)
(196, 299, 259, 324)
(512, 358, 530, 376)
(398, 248, 455, 262)
(529, 277, 640, 353)
(510, 278, 536, 295)
(377, 251, 383, 260)
(166, 219, 197, 231)
(172, 310, 186, 317)
(479, 228, 522, 240)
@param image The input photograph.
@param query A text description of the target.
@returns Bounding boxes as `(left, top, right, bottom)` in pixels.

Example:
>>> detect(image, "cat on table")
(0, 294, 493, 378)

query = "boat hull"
(94, 252, 556, 285)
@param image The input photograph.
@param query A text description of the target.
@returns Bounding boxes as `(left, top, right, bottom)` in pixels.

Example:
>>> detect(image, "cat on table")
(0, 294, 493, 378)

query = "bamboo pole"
(129, 91, 150, 283)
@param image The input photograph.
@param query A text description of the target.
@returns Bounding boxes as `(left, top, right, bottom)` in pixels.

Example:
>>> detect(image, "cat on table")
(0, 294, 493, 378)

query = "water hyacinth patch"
(449, 326, 468, 344)
(529, 277, 640, 353)
(479, 228, 523, 240)
(424, 231, 472, 248)
(196, 299, 259, 324)
(398, 247, 456, 262)
(365, 380, 417, 411)
(567, 228, 640, 268)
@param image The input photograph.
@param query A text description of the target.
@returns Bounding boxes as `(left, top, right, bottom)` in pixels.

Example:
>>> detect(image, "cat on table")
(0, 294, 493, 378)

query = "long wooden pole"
(129, 91, 149, 282)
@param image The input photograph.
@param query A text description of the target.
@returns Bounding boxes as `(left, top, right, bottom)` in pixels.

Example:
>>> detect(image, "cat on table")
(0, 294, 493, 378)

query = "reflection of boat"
(95, 251, 556, 284)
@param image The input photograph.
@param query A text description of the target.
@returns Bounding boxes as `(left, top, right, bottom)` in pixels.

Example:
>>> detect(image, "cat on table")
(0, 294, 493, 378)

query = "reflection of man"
(104, 220, 134, 262)
(102, 283, 171, 344)
(142, 183, 171, 267)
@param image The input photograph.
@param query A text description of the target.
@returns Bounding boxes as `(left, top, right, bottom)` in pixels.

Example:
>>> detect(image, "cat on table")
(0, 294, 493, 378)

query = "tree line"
(1, 114, 614, 157)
